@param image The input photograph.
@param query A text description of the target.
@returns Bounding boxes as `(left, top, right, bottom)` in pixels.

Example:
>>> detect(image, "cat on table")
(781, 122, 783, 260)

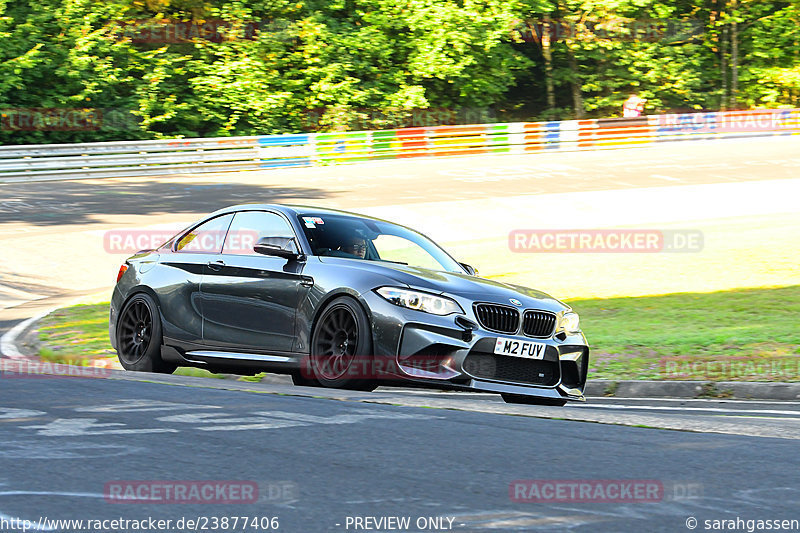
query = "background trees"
(1, 0, 798, 144)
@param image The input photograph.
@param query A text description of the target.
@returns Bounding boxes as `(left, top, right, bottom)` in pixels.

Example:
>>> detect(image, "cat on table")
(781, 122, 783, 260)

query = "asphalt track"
(2, 136, 800, 532)
(1, 374, 800, 533)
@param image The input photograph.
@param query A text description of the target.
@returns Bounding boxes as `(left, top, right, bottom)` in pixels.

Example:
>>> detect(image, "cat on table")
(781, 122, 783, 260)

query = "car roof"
(207, 204, 385, 222)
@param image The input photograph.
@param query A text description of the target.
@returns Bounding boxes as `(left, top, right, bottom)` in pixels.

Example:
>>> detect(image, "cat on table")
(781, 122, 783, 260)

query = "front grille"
(463, 353, 559, 386)
(474, 304, 519, 334)
(522, 310, 557, 337)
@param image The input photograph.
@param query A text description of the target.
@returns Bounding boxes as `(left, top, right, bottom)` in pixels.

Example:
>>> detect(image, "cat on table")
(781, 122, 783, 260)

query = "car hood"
(317, 257, 568, 313)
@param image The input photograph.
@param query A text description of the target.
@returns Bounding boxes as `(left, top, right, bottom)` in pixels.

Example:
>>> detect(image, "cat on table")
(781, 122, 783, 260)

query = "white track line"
(0, 295, 103, 359)
(576, 404, 800, 416)
(0, 309, 52, 359)
(588, 397, 800, 405)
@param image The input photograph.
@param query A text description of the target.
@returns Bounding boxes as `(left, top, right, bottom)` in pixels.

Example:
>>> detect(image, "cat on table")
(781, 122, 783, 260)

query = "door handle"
(207, 260, 225, 272)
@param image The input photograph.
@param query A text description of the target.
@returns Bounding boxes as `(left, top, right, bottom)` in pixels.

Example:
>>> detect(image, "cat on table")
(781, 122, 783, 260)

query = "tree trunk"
(713, 0, 728, 111)
(529, 17, 556, 112)
(542, 16, 556, 111)
(565, 44, 584, 119)
(721, 24, 728, 110)
(795, 41, 799, 106)
(731, 0, 739, 109)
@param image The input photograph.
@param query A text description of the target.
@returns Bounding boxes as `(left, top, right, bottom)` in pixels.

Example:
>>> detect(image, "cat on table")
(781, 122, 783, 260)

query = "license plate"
(493, 337, 547, 359)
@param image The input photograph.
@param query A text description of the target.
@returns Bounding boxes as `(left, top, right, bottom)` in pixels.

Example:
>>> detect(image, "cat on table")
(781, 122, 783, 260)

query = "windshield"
(297, 213, 464, 273)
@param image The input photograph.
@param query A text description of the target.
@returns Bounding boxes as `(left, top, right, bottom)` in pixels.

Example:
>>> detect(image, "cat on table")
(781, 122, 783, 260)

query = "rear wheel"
(116, 294, 176, 374)
(308, 296, 376, 391)
(501, 393, 567, 406)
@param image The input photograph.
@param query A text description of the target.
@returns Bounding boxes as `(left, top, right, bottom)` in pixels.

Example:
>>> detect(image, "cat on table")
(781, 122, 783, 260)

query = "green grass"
(35, 286, 800, 382)
(37, 304, 115, 365)
(568, 285, 800, 381)
(174, 367, 227, 379)
(36, 304, 233, 379)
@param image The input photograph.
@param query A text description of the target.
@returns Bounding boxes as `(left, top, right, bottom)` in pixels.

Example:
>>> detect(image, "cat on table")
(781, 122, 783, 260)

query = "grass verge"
(567, 285, 800, 381)
(35, 304, 225, 379)
(37, 304, 114, 365)
(34, 285, 800, 382)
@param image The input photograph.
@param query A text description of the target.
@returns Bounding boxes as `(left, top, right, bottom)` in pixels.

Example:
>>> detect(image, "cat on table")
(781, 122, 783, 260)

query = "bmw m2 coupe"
(110, 204, 589, 405)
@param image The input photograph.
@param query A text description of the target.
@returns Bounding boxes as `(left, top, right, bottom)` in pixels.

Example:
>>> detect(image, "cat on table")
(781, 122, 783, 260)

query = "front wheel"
(290, 370, 321, 388)
(308, 296, 376, 391)
(501, 393, 567, 406)
(116, 293, 176, 374)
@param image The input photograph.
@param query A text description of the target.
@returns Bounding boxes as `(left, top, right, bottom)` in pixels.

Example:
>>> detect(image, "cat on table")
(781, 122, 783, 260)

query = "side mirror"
(254, 237, 303, 260)
(460, 262, 478, 276)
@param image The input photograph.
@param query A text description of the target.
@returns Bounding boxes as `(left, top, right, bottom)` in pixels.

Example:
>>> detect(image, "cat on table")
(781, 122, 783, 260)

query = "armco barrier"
(1, 108, 798, 182)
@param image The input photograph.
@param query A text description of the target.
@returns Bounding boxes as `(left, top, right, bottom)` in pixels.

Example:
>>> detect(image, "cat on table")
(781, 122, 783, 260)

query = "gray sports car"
(110, 204, 589, 405)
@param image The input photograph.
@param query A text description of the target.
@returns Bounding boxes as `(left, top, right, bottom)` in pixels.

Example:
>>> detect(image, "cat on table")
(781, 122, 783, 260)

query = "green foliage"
(1, 0, 798, 143)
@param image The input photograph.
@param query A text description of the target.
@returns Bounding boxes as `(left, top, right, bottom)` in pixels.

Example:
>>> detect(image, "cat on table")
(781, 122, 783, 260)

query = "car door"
(156, 213, 235, 346)
(200, 210, 311, 353)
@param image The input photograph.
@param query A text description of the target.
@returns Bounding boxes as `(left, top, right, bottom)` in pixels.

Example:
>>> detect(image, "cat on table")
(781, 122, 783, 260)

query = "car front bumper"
(363, 291, 589, 402)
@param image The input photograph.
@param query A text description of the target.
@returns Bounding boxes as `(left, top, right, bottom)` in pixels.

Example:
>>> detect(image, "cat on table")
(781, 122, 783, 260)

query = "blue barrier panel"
(260, 159, 311, 168)
(258, 134, 310, 146)
(257, 134, 311, 168)
(654, 112, 718, 136)
(544, 122, 560, 149)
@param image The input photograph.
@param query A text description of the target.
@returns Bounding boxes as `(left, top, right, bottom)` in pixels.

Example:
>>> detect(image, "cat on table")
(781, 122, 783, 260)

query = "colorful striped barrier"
(1, 108, 799, 182)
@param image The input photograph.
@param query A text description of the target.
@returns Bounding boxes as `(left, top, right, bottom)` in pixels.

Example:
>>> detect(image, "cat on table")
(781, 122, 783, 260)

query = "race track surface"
(2, 137, 800, 532)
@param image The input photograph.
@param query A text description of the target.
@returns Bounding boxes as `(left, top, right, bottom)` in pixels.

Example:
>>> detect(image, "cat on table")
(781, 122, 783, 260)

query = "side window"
(222, 211, 296, 255)
(175, 214, 234, 253)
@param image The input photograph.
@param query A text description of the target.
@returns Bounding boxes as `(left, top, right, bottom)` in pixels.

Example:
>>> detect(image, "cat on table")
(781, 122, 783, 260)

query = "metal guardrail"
(1, 109, 798, 182)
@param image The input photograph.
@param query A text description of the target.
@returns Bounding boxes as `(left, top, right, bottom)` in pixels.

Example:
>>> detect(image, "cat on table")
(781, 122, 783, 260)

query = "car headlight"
(556, 311, 581, 334)
(375, 287, 463, 316)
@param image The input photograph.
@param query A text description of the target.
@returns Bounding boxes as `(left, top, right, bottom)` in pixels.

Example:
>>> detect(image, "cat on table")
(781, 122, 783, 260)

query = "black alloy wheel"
(309, 296, 376, 391)
(116, 293, 176, 374)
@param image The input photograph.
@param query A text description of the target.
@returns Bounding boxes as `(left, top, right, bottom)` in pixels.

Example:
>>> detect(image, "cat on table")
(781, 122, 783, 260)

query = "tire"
(116, 293, 176, 374)
(501, 393, 567, 406)
(290, 370, 321, 387)
(308, 296, 377, 391)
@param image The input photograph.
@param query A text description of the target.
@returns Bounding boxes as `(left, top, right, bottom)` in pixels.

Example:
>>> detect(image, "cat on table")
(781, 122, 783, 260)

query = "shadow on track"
(0, 179, 331, 226)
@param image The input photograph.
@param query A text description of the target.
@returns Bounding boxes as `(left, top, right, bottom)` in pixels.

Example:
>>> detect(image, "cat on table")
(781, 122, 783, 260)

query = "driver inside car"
(339, 235, 368, 259)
